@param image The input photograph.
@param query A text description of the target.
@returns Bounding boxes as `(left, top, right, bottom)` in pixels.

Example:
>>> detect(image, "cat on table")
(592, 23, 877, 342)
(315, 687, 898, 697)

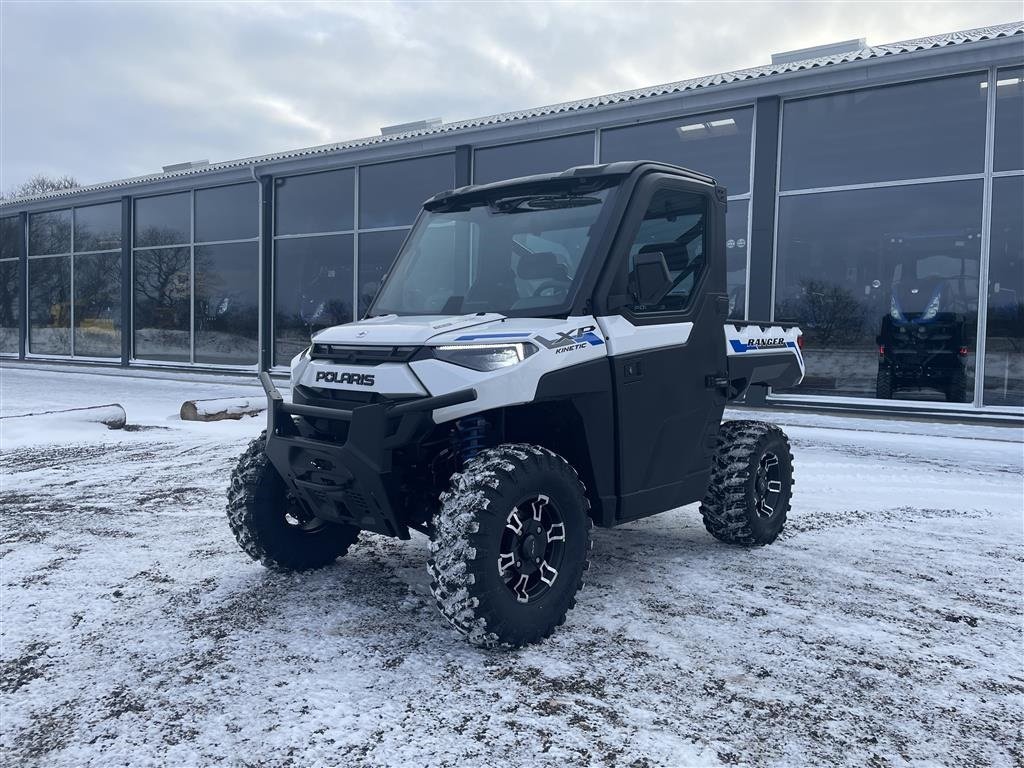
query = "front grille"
(292, 385, 418, 408)
(309, 343, 419, 365)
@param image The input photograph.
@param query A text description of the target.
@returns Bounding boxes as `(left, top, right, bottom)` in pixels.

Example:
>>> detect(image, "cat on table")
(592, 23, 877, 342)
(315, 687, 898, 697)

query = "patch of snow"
(0, 364, 1021, 766)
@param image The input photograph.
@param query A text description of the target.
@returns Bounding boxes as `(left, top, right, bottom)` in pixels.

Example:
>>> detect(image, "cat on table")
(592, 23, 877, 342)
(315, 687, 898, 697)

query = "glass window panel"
(1, 216, 22, 260)
(473, 133, 594, 185)
(601, 108, 754, 195)
(623, 188, 707, 314)
(274, 234, 353, 365)
(0, 259, 19, 354)
(781, 74, 988, 190)
(984, 175, 1024, 406)
(993, 66, 1024, 172)
(725, 200, 748, 319)
(360, 154, 455, 229)
(133, 247, 191, 362)
(194, 242, 259, 365)
(134, 192, 191, 247)
(29, 210, 71, 255)
(195, 183, 259, 243)
(28, 255, 71, 355)
(274, 169, 354, 236)
(73, 252, 121, 358)
(359, 229, 407, 317)
(774, 181, 983, 402)
(74, 202, 122, 253)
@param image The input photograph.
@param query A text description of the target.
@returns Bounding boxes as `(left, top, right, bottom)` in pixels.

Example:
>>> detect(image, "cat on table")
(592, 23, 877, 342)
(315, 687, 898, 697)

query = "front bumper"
(258, 372, 476, 539)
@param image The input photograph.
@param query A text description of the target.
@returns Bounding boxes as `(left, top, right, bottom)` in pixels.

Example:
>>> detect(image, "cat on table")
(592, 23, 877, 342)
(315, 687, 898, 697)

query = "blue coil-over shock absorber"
(454, 415, 490, 466)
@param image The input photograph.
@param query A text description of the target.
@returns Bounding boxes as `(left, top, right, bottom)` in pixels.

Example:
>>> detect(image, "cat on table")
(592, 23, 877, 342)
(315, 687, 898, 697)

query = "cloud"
(0, 0, 1018, 191)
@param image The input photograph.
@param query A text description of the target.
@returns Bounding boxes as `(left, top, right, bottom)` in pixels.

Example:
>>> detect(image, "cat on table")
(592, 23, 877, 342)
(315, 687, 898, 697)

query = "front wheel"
(700, 421, 794, 547)
(226, 432, 360, 571)
(428, 444, 592, 648)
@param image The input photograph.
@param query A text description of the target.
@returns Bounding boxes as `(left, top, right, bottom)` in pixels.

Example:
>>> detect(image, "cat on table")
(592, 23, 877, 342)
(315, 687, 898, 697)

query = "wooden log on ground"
(180, 396, 266, 422)
(0, 404, 127, 429)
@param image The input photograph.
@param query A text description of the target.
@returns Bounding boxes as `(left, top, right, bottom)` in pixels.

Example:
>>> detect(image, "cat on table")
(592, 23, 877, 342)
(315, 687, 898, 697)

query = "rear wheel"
(700, 421, 794, 547)
(946, 367, 969, 403)
(226, 432, 359, 571)
(428, 444, 592, 648)
(876, 365, 895, 399)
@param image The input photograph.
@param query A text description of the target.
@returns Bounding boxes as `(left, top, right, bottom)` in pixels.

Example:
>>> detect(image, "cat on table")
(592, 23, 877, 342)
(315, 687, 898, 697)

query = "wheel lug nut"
(535, 557, 540, 563)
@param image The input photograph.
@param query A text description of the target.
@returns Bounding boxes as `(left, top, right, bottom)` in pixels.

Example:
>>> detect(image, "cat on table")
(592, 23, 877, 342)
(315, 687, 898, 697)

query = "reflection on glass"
(360, 155, 455, 229)
(0, 259, 20, 353)
(985, 176, 1024, 406)
(134, 247, 191, 361)
(601, 108, 754, 195)
(29, 210, 72, 256)
(274, 235, 353, 364)
(74, 202, 122, 252)
(194, 242, 259, 365)
(781, 74, 987, 190)
(274, 170, 354, 236)
(725, 200, 748, 319)
(134, 193, 191, 247)
(358, 229, 406, 317)
(774, 181, 983, 401)
(473, 134, 594, 185)
(74, 252, 121, 358)
(29, 255, 71, 355)
(195, 183, 259, 243)
(993, 66, 1023, 172)
(1, 217, 21, 260)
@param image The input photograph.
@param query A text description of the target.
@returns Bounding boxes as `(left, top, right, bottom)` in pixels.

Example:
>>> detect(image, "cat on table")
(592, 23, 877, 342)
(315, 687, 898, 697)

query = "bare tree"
(3, 174, 80, 201)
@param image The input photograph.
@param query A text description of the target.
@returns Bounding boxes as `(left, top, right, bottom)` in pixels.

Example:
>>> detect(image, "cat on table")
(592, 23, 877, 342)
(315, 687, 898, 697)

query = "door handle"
(623, 360, 643, 381)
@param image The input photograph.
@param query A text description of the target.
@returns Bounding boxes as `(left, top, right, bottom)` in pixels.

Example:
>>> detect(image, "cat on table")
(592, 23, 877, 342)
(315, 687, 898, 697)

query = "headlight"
(889, 294, 904, 323)
(433, 342, 536, 371)
(919, 289, 942, 322)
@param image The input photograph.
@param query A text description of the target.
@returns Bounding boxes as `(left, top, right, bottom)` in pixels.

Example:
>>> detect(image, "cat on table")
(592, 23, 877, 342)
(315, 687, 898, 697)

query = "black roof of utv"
(423, 161, 720, 212)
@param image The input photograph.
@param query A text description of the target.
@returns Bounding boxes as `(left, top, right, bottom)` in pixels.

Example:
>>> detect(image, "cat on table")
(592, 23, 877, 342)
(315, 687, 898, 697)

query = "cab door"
(594, 174, 728, 523)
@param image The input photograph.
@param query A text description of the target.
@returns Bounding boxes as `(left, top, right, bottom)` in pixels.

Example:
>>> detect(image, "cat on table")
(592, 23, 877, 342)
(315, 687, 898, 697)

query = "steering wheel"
(532, 280, 571, 299)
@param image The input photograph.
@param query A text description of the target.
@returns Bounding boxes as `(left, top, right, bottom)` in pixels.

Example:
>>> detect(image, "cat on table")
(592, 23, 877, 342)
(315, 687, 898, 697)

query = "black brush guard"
(259, 372, 476, 539)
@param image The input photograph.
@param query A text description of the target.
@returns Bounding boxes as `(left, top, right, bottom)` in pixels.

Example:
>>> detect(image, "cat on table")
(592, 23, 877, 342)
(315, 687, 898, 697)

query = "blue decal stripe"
(729, 339, 748, 353)
(453, 332, 533, 341)
(577, 332, 605, 346)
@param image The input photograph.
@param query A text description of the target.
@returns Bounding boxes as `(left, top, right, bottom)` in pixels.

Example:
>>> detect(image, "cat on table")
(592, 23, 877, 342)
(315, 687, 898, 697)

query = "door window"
(626, 187, 707, 313)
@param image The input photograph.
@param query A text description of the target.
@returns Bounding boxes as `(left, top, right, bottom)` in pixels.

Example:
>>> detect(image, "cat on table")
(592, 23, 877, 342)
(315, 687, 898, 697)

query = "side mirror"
(630, 251, 673, 306)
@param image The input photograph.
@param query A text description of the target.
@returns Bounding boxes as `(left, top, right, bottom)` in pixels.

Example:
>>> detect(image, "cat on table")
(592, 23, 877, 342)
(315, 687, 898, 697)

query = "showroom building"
(0, 21, 1021, 413)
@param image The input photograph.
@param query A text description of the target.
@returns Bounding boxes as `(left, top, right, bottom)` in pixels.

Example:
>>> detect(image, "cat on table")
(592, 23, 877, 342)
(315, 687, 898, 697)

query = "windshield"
(369, 185, 615, 317)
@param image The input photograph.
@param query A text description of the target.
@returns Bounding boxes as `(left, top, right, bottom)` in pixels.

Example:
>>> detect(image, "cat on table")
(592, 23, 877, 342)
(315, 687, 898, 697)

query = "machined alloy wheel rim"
(498, 494, 566, 604)
(754, 452, 783, 518)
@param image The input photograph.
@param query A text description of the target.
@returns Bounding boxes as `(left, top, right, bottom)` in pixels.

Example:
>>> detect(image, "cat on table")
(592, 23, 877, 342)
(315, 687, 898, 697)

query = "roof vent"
(380, 118, 442, 136)
(771, 38, 866, 65)
(162, 159, 210, 173)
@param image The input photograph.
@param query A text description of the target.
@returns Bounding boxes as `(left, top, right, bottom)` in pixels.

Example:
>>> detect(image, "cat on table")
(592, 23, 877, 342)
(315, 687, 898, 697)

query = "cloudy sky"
(1, 1, 1019, 192)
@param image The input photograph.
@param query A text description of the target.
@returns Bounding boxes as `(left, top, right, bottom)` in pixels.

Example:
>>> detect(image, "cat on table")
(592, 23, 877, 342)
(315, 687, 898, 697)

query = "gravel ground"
(1, 365, 1022, 767)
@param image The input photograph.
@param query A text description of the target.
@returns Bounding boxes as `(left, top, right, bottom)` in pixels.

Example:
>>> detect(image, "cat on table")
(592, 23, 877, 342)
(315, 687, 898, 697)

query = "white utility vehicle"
(227, 161, 805, 647)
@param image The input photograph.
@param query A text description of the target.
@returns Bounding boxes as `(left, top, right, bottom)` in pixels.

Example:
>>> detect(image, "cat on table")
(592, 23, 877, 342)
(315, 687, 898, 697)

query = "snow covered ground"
(1, 362, 1022, 767)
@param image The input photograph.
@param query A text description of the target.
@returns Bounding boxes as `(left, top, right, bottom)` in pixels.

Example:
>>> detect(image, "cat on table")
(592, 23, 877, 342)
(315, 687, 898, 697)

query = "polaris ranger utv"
(875, 246, 976, 403)
(227, 161, 805, 647)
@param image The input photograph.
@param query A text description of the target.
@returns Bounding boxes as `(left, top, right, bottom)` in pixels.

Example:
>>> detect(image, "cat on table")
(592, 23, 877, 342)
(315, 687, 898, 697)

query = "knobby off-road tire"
(946, 368, 969, 403)
(226, 431, 359, 571)
(875, 366, 895, 399)
(700, 420, 794, 547)
(428, 444, 592, 649)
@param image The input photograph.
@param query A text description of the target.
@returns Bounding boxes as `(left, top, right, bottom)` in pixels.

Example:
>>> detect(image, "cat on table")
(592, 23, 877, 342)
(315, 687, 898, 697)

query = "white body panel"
(312, 313, 504, 345)
(724, 323, 806, 382)
(595, 315, 693, 356)
(288, 313, 805, 419)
